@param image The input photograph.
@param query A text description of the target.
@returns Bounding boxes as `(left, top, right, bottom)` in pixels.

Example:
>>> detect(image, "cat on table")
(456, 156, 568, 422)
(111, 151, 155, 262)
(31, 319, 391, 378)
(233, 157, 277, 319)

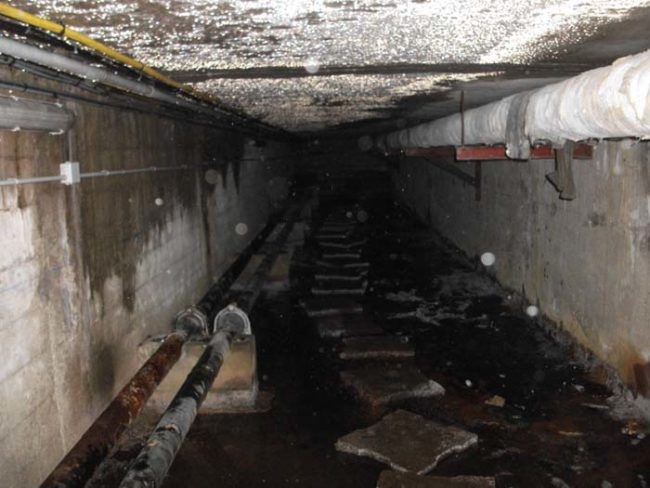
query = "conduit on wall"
(0, 37, 231, 121)
(0, 164, 203, 187)
(367, 49, 650, 159)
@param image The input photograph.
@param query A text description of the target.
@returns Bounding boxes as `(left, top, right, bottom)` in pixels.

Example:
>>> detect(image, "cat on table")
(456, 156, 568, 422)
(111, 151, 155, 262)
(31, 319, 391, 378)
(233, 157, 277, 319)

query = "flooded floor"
(96, 196, 650, 488)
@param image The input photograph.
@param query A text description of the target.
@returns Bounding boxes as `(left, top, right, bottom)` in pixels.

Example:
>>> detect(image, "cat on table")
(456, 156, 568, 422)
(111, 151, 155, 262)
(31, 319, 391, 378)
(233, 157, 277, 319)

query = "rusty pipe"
(40, 332, 186, 488)
(117, 192, 313, 488)
(40, 209, 283, 488)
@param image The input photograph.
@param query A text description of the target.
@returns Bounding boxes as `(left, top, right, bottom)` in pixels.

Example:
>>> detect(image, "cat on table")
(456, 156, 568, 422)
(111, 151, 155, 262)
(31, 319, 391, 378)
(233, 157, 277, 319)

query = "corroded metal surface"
(41, 333, 186, 488)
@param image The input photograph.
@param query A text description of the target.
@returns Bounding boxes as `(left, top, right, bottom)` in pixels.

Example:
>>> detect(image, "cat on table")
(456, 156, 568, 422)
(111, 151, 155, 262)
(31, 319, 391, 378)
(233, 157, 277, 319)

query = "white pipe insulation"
(372, 49, 650, 156)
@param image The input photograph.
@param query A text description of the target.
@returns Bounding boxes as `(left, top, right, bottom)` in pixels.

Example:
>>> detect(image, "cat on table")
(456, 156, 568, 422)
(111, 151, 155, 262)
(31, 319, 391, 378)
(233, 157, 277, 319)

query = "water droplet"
(235, 222, 248, 235)
(526, 305, 539, 317)
(304, 57, 320, 74)
(480, 252, 496, 266)
(204, 169, 221, 185)
(356, 210, 369, 223)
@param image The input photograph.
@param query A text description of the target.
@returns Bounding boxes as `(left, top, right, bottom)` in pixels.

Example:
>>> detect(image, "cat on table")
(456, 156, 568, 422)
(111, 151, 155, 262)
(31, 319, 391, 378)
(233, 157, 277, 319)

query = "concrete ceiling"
(13, 1, 650, 134)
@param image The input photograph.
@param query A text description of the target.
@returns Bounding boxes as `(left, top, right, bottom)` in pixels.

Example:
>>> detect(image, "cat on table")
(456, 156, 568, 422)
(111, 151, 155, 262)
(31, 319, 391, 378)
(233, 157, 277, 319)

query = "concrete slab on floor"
(320, 224, 357, 233)
(340, 335, 414, 360)
(377, 471, 495, 488)
(315, 233, 351, 240)
(312, 280, 368, 296)
(322, 252, 362, 259)
(315, 270, 368, 281)
(321, 257, 368, 267)
(301, 297, 363, 317)
(340, 364, 444, 405)
(230, 254, 265, 291)
(335, 409, 477, 475)
(264, 252, 292, 292)
(318, 239, 367, 250)
(315, 277, 367, 288)
(315, 314, 383, 338)
(148, 336, 259, 412)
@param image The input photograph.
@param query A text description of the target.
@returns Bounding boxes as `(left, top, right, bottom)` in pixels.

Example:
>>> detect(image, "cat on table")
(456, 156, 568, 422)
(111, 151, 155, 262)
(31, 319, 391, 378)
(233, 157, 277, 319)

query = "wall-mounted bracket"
(546, 142, 577, 200)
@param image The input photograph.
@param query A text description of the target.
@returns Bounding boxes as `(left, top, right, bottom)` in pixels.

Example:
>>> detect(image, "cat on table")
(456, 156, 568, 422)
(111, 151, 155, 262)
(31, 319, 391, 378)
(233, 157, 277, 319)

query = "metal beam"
(166, 62, 591, 82)
(455, 143, 593, 161)
(389, 143, 593, 161)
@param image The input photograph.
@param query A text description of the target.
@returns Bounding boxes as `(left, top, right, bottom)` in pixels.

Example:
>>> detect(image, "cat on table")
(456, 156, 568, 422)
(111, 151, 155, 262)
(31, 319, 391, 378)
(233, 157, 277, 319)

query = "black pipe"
(118, 192, 311, 488)
(38, 206, 283, 488)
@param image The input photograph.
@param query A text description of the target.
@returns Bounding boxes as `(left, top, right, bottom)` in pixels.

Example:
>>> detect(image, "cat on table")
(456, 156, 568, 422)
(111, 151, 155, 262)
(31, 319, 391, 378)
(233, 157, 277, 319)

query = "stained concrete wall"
(393, 141, 650, 403)
(0, 74, 291, 486)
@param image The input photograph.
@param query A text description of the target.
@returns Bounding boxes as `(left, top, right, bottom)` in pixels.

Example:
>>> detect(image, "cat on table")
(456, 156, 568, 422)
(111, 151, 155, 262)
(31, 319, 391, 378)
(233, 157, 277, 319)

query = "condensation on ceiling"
(13, 1, 650, 132)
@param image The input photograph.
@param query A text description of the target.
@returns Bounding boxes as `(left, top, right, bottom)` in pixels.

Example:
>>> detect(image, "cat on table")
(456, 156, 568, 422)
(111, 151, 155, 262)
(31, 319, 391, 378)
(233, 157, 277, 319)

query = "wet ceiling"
(12, 1, 650, 134)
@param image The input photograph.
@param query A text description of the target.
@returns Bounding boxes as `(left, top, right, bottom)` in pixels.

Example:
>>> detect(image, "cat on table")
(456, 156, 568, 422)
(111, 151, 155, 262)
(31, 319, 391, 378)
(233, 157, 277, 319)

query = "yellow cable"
(0, 3, 225, 105)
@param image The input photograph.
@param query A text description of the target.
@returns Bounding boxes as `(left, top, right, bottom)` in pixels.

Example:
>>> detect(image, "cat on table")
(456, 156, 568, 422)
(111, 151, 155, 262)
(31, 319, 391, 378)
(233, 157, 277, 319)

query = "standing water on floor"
(93, 197, 650, 488)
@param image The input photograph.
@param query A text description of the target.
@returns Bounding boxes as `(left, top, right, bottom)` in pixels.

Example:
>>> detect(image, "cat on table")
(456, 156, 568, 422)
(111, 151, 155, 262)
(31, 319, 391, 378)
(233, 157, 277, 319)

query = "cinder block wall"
(0, 72, 292, 487)
(393, 141, 650, 406)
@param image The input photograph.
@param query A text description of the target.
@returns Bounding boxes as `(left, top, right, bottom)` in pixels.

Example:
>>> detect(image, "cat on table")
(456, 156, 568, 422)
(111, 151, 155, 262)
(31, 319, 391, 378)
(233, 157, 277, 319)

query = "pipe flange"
(174, 306, 208, 338)
(213, 304, 251, 337)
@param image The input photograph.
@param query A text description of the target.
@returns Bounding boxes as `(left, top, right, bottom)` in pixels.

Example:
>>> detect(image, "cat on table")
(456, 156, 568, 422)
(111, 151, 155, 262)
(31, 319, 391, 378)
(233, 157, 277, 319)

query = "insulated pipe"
(119, 329, 236, 488)
(0, 36, 250, 126)
(118, 194, 312, 488)
(375, 49, 650, 153)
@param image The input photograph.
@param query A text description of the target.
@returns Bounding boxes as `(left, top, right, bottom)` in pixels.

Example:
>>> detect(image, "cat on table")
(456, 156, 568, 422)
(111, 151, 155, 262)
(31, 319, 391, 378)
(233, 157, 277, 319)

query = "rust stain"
(633, 361, 650, 398)
(41, 333, 185, 488)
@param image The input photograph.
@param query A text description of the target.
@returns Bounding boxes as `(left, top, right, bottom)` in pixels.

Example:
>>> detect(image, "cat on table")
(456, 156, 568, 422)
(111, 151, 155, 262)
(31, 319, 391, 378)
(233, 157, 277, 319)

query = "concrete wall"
(0, 74, 291, 486)
(393, 141, 650, 402)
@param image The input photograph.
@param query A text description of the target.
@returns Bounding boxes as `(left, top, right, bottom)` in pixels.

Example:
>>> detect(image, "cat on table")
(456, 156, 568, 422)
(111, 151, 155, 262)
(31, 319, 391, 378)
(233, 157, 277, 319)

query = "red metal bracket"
(455, 143, 593, 161)
(387, 143, 593, 161)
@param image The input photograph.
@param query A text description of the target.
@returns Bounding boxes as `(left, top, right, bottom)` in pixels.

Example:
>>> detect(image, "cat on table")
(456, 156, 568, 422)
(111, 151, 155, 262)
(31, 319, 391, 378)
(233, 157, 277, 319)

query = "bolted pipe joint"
(213, 304, 251, 337)
(173, 306, 209, 338)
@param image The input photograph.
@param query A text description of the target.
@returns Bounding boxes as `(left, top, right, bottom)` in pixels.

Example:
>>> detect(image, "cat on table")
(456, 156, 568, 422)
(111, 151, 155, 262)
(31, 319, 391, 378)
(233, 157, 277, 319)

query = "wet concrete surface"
(93, 196, 650, 487)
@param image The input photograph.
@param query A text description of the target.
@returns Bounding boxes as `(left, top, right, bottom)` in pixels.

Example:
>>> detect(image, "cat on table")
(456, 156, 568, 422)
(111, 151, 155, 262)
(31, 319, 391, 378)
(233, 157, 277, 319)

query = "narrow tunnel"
(2, 2, 650, 487)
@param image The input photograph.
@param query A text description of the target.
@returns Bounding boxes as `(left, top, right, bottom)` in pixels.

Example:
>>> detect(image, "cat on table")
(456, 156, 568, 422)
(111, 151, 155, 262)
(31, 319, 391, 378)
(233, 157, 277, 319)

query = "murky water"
(92, 192, 650, 488)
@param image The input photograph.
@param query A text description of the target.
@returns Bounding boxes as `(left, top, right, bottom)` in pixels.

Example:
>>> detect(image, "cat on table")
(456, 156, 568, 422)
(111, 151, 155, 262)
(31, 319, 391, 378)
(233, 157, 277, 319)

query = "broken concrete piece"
(316, 314, 383, 338)
(336, 409, 477, 474)
(301, 297, 363, 317)
(377, 471, 496, 488)
(484, 395, 506, 408)
(340, 335, 414, 360)
(341, 365, 445, 406)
